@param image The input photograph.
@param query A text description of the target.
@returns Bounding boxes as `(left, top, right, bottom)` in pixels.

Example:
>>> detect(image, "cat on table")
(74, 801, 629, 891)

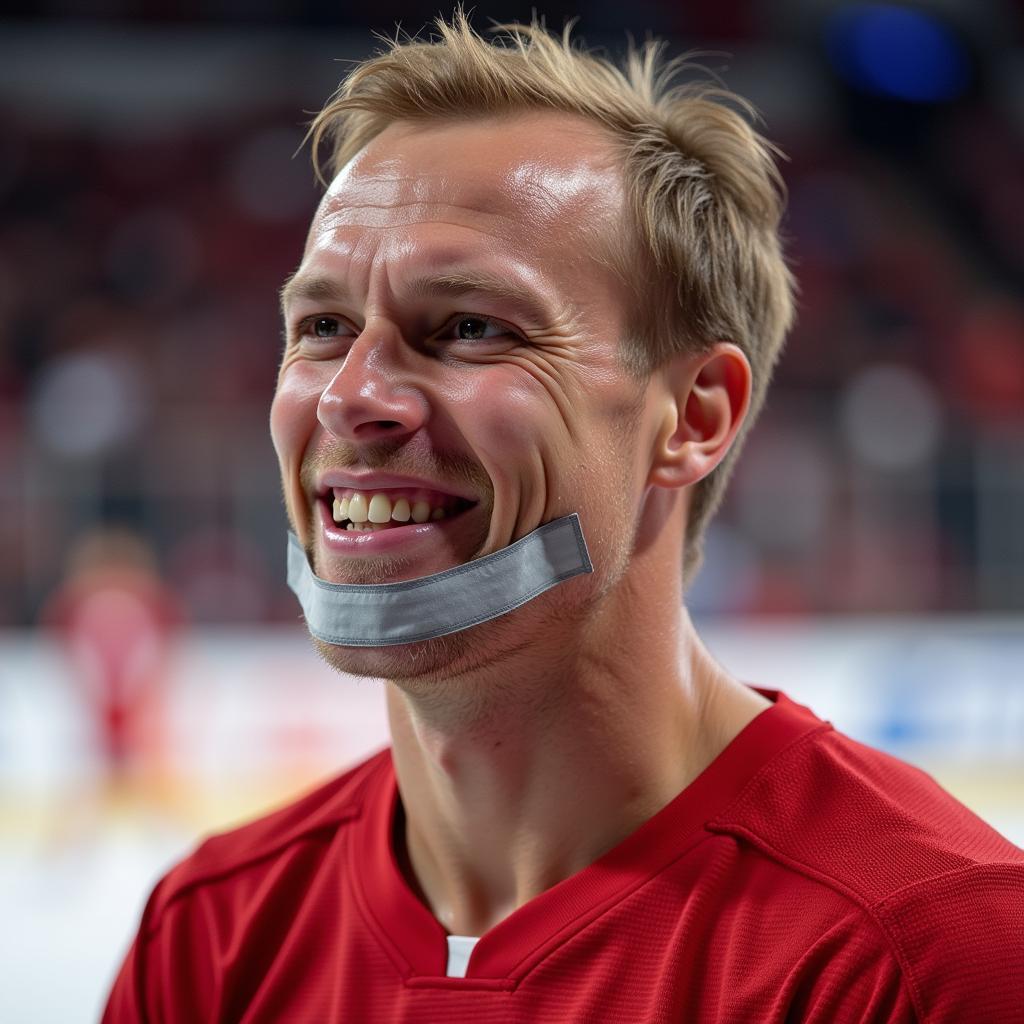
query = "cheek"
(484, 378, 542, 443)
(455, 370, 569, 469)
(270, 365, 323, 465)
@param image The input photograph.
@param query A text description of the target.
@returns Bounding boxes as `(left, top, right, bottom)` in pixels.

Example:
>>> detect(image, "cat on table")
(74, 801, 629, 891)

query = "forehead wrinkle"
(323, 197, 515, 219)
(322, 167, 523, 222)
(316, 209, 516, 243)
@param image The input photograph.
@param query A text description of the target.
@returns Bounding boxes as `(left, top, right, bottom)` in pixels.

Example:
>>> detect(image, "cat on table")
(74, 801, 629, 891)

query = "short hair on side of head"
(306, 9, 797, 590)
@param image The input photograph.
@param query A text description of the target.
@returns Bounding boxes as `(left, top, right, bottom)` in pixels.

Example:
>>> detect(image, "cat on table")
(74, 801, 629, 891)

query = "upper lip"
(315, 471, 478, 503)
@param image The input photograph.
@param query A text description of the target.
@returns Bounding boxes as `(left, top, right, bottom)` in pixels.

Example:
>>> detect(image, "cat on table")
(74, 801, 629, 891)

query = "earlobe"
(648, 343, 752, 490)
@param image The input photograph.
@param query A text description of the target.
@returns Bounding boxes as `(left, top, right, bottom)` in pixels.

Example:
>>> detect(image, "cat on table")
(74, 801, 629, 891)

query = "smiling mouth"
(318, 492, 477, 532)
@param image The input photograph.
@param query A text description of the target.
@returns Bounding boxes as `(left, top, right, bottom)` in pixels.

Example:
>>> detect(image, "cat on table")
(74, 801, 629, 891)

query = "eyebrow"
(279, 269, 559, 326)
(279, 273, 346, 315)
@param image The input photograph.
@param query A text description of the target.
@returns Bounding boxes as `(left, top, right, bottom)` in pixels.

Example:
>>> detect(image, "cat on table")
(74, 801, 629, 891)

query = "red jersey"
(103, 690, 1024, 1022)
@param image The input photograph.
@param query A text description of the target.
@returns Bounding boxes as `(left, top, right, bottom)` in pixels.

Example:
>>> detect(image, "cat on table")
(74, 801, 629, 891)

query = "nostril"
(350, 420, 405, 439)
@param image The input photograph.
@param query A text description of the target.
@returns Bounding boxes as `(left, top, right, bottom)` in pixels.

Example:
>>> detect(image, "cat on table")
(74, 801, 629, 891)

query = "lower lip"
(317, 500, 475, 554)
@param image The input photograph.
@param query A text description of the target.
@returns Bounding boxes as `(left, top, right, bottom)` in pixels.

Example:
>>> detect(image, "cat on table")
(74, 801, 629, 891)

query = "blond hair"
(307, 12, 797, 587)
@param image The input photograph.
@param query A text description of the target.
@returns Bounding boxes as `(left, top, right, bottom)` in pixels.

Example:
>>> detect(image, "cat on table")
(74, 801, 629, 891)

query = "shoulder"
(709, 720, 1024, 900)
(708, 717, 1024, 1022)
(144, 746, 390, 936)
(103, 748, 393, 1022)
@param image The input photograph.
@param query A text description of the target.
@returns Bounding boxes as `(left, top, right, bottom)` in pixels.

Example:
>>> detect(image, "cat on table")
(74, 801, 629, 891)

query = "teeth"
(368, 493, 392, 523)
(347, 493, 369, 523)
(332, 491, 463, 528)
(332, 496, 351, 523)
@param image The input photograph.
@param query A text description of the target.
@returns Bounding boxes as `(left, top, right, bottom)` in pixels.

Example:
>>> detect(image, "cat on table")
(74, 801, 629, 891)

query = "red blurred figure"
(42, 528, 182, 792)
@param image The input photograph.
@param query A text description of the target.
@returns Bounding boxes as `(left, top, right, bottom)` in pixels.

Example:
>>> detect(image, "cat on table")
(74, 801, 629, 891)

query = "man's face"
(271, 112, 658, 681)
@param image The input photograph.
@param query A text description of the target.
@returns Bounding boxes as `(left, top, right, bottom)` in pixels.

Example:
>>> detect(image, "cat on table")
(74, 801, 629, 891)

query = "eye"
(294, 315, 353, 344)
(439, 315, 520, 343)
(314, 317, 340, 337)
(310, 316, 341, 338)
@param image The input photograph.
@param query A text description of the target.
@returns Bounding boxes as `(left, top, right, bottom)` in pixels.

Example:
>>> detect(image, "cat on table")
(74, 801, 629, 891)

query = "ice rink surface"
(2, 618, 1022, 1022)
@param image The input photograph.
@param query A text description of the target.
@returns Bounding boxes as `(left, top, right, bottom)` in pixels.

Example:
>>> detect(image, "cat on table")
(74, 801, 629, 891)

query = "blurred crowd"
(1, 4, 1022, 625)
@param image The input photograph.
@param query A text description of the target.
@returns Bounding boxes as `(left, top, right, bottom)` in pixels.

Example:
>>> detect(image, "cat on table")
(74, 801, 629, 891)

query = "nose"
(316, 328, 428, 443)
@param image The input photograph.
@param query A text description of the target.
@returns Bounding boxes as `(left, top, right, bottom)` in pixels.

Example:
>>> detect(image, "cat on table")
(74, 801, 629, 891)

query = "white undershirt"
(445, 934, 481, 978)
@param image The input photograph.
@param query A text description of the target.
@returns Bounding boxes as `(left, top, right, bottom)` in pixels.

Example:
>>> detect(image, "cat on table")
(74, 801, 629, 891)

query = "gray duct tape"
(287, 512, 593, 647)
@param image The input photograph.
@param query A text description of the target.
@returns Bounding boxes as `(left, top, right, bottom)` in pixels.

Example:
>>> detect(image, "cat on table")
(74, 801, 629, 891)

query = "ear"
(648, 343, 752, 490)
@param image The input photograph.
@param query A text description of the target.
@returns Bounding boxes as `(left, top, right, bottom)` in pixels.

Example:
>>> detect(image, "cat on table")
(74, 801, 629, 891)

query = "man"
(105, 15, 1024, 1022)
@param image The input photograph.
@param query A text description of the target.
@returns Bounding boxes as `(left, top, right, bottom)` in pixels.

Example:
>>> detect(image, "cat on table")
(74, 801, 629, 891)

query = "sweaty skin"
(271, 111, 771, 937)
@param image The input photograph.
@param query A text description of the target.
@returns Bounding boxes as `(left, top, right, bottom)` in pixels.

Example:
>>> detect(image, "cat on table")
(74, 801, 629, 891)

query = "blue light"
(826, 4, 971, 103)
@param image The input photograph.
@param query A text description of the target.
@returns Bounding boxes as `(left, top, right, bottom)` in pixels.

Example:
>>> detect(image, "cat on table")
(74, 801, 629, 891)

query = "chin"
(311, 630, 475, 684)
(308, 609, 538, 693)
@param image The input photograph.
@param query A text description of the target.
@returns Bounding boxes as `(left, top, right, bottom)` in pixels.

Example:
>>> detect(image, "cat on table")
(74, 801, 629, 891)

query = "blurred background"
(0, 0, 1022, 1020)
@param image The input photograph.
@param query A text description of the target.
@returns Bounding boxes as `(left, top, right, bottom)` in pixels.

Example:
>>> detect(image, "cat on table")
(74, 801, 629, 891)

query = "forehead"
(307, 112, 628, 270)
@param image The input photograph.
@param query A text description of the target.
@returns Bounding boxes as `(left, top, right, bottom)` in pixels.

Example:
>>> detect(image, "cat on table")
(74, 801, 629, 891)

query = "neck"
(386, 560, 769, 936)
